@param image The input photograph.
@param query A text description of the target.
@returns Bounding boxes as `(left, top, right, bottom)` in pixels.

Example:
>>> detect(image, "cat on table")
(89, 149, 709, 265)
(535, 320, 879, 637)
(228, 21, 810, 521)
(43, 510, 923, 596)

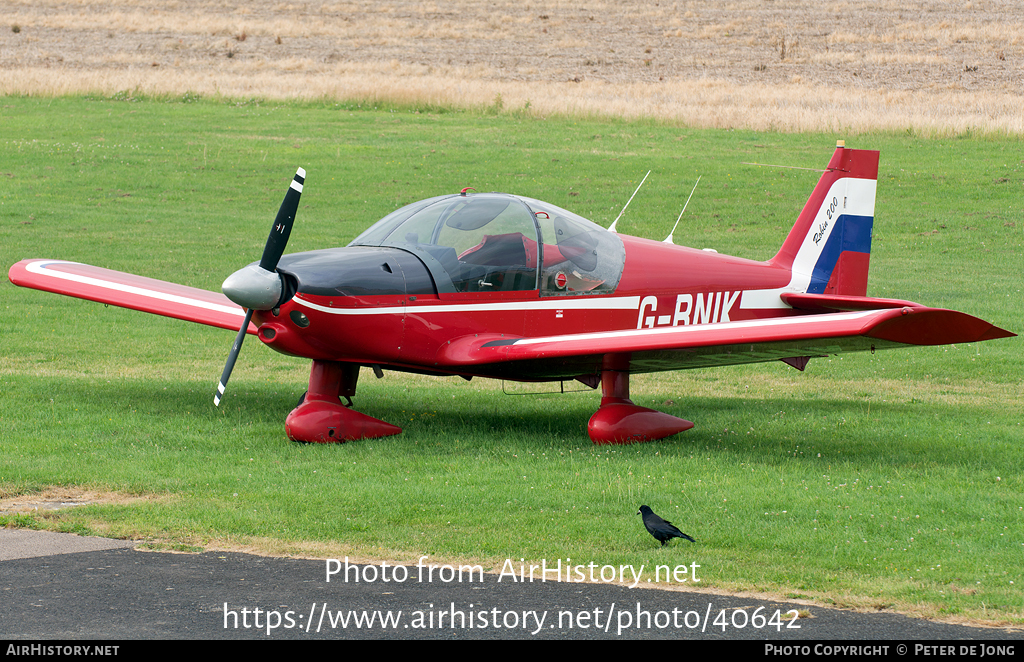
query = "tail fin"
(770, 143, 879, 296)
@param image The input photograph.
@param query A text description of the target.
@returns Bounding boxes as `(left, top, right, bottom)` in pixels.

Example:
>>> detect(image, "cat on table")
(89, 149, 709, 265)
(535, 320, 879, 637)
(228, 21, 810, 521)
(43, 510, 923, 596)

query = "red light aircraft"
(9, 142, 1014, 444)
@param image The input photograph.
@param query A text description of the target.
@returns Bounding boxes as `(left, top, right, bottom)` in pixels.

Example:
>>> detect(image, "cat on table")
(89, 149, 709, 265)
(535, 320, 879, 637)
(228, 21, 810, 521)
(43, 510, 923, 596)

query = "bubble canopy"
(349, 193, 625, 296)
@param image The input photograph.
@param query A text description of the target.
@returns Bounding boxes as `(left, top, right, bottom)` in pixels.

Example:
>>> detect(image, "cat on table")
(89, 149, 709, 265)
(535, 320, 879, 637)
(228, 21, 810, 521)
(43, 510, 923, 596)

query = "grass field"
(1, 94, 1022, 625)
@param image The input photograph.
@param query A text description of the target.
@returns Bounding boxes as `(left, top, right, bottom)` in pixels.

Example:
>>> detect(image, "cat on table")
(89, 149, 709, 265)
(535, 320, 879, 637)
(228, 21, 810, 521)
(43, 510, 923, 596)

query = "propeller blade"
(215, 308, 254, 406)
(259, 167, 305, 272)
(216, 167, 304, 406)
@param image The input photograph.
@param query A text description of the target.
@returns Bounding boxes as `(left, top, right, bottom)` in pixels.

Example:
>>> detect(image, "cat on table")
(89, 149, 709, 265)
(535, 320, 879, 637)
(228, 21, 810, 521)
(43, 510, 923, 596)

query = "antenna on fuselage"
(664, 175, 701, 244)
(607, 170, 650, 233)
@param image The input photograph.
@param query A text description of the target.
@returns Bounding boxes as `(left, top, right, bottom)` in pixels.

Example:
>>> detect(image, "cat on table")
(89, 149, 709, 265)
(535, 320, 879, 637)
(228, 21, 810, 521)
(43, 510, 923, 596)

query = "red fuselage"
(254, 235, 793, 382)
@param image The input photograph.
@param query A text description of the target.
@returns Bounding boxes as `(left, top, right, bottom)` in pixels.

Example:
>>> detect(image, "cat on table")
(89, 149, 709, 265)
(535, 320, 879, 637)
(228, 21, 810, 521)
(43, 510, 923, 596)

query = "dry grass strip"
(2, 0, 1023, 133)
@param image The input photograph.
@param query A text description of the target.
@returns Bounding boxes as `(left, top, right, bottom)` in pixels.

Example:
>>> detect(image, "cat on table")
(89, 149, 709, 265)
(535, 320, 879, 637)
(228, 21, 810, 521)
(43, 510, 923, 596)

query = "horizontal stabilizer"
(782, 292, 923, 312)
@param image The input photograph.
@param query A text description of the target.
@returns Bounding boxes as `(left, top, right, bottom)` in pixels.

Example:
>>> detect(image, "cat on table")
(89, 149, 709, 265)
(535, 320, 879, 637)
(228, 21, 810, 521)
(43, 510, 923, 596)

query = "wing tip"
(978, 325, 1017, 341)
(868, 309, 1016, 346)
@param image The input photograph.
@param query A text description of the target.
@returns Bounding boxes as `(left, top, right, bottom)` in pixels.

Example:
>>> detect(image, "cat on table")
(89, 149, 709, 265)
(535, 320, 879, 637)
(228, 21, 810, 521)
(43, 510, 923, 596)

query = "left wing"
(436, 306, 1014, 378)
(8, 259, 253, 334)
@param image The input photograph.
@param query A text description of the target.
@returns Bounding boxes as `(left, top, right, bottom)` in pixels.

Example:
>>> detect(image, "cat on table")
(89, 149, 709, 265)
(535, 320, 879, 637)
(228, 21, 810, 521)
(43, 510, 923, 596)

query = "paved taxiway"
(1, 530, 1020, 640)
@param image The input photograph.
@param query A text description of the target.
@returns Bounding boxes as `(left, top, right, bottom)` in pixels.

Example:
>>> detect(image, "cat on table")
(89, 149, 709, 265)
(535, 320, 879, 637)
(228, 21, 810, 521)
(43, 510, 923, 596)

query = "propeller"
(215, 167, 305, 406)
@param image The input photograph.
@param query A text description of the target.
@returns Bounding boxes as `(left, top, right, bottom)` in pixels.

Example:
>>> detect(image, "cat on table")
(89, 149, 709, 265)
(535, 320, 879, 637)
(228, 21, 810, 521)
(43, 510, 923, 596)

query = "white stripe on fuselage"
(293, 295, 643, 316)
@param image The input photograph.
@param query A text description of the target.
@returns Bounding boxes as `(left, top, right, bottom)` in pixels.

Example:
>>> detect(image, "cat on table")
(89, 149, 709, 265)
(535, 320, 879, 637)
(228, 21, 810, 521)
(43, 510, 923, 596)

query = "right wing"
(435, 305, 1014, 378)
(8, 259, 254, 334)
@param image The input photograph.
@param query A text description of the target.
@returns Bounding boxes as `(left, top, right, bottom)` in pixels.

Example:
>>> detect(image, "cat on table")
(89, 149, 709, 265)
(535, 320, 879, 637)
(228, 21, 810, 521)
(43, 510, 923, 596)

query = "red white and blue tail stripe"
(742, 143, 879, 310)
(772, 142, 879, 297)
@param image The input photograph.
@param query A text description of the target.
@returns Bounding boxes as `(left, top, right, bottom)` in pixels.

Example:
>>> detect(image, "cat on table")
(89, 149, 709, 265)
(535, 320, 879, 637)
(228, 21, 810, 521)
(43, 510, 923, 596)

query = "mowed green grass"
(1, 95, 1022, 623)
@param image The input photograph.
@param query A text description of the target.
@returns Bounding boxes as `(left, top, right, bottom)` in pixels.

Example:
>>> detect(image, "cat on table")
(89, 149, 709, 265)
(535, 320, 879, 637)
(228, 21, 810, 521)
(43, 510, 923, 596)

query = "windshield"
(355, 194, 539, 293)
(350, 193, 624, 296)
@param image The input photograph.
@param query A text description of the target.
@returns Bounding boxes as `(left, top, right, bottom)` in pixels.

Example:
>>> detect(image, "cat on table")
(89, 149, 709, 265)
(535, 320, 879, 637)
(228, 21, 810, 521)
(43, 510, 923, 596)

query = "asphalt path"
(1, 530, 1021, 641)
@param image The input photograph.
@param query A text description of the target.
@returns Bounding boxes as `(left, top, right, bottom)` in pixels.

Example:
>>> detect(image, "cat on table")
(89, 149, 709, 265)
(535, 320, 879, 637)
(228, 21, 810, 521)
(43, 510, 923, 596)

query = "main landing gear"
(587, 369, 693, 444)
(285, 360, 692, 444)
(285, 361, 401, 443)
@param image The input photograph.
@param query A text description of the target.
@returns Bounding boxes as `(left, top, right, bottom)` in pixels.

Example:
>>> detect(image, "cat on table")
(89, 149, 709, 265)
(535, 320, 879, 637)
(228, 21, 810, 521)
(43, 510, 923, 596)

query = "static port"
(290, 310, 310, 328)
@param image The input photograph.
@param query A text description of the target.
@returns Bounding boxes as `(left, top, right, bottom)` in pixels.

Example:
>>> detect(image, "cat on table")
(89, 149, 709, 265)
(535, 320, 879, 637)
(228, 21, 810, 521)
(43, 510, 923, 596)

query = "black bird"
(638, 505, 695, 546)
